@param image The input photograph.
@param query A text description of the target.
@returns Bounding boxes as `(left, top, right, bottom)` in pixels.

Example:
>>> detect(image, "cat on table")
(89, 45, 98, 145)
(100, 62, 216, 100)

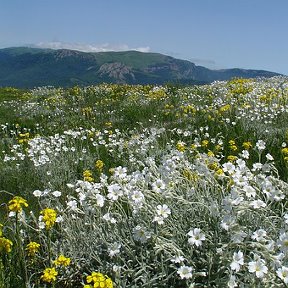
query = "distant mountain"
(0, 47, 281, 88)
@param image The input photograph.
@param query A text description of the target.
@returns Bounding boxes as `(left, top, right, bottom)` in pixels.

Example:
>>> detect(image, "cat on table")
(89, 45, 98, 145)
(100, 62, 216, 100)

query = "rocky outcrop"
(98, 62, 135, 83)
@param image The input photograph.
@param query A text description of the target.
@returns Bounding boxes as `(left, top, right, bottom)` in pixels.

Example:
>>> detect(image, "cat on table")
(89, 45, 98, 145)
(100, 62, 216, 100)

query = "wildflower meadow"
(1, 77, 288, 287)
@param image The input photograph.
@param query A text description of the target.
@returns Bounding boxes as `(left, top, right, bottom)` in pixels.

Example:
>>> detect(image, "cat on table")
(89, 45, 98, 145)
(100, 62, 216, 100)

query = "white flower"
(103, 213, 117, 224)
(153, 215, 165, 225)
(133, 225, 151, 243)
(227, 274, 237, 288)
(188, 228, 206, 247)
(67, 200, 78, 210)
(78, 192, 86, 202)
(284, 214, 288, 224)
(113, 166, 127, 179)
(112, 265, 121, 273)
(276, 266, 288, 283)
(251, 229, 267, 242)
(177, 265, 193, 279)
(264, 240, 275, 252)
(265, 153, 274, 161)
(230, 251, 244, 272)
(95, 194, 105, 207)
(42, 189, 50, 195)
(55, 215, 63, 223)
(38, 216, 45, 229)
(252, 163, 263, 171)
(241, 150, 249, 159)
(152, 179, 166, 193)
(256, 140, 266, 151)
(108, 242, 121, 257)
(8, 211, 16, 218)
(236, 159, 246, 170)
(249, 199, 266, 209)
(33, 190, 42, 197)
(130, 190, 145, 204)
(171, 255, 185, 263)
(156, 204, 171, 218)
(231, 230, 247, 243)
(220, 214, 236, 231)
(107, 183, 123, 201)
(52, 190, 61, 197)
(243, 185, 256, 198)
(248, 258, 268, 278)
(277, 232, 288, 252)
(222, 162, 236, 174)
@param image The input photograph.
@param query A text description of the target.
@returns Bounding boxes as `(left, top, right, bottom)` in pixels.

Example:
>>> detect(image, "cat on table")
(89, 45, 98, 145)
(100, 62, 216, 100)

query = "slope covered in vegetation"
(1, 77, 288, 287)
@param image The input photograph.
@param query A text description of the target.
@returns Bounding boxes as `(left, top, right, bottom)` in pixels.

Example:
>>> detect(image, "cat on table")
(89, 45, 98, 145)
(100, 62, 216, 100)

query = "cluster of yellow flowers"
(17, 132, 31, 144)
(95, 160, 105, 173)
(228, 139, 238, 152)
(83, 170, 94, 182)
(26, 241, 40, 256)
(219, 104, 231, 114)
(82, 106, 93, 117)
(176, 141, 186, 152)
(282, 147, 288, 162)
(0, 224, 12, 254)
(53, 254, 71, 266)
(40, 255, 71, 283)
(84, 272, 114, 288)
(8, 196, 28, 213)
(0, 197, 29, 255)
(0, 236, 13, 253)
(41, 208, 57, 230)
(242, 141, 253, 150)
(40, 267, 58, 283)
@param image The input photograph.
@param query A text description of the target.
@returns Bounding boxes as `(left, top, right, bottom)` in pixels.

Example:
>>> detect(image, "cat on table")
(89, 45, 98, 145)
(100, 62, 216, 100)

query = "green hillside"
(0, 47, 281, 88)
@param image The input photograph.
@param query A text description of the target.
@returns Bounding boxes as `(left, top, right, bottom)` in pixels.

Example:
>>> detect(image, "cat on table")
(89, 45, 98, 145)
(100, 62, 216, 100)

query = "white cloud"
(32, 41, 150, 53)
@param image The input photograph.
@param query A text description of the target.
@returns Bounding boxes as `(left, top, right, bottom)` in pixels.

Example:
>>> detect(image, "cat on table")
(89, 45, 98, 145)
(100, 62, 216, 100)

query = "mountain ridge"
(0, 47, 281, 88)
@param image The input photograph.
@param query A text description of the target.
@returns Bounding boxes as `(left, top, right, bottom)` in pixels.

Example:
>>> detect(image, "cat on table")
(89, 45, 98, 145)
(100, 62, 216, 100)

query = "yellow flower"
(18, 132, 30, 144)
(41, 208, 57, 230)
(190, 143, 197, 150)
(281, 147, 288, 156)
(219, 104, 231, 113)
(83, 170, 94, 182)
(105, 122, 113, 128)
(227, 155, 238, 162)
(228, 140, 238, 151)
(26, 241, 40, 256)
(0, 224, 3, 237)
(229, 145, 238, 152)
(40, 267, 58, 283)
(201, 140, 209, 148)
(8, 196, 28, 213)
(53, 254, 71, 267)
(207, 150, 215, 157)
(95, 160, 104, 172)
(0, 237, 13, 253)
(176, 142, 186, 152)
(208, 162, 219, 171)
(214, 144, 222, 152)
(242, 141, 252, 150)
(215, 168, 224, 176)
(86, 272, 113, 288)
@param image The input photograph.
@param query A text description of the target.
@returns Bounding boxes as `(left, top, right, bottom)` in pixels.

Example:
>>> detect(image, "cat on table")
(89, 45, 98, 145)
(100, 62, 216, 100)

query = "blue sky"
(1, 0, 287, 75)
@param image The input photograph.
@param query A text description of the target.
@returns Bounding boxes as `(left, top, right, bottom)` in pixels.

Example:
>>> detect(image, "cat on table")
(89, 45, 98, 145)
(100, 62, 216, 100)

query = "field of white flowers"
(1, 77, 288, 287)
